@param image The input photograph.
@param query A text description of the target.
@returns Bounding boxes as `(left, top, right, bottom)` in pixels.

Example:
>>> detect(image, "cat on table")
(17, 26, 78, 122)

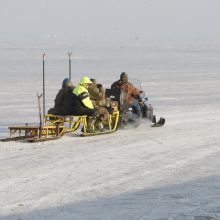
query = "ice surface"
(0, 42, 220, 220)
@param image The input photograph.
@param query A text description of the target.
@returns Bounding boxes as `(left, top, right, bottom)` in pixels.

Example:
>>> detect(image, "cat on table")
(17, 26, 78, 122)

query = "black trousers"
(72, 106, 96, 117)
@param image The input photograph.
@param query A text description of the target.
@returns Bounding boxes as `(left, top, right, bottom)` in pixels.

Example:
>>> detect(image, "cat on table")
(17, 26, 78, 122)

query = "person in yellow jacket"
(72, 76, 99, 117)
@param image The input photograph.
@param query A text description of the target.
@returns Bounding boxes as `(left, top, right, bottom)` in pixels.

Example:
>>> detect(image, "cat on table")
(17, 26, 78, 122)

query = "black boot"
(152, 115, 156, 124)
(86, 117, 96, 133)
(157, 117, 165, 126)
(94, 118, 104, 132)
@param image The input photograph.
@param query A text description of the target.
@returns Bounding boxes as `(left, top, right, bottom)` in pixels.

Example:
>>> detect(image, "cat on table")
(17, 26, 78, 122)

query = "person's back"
(88, 79, 109, 124)
(88, 79, 105, 106)
(48, 78, 74, 115)
(57, 87, 74, 115)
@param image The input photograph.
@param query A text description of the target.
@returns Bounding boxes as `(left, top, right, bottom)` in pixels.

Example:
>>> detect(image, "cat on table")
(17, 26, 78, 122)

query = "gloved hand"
(106, 106, 114, 114)
(97, 84, 103, 89)
(139, 93, 148, 102)
(131, 94, 140, 99)
(92, 108, 100, 117)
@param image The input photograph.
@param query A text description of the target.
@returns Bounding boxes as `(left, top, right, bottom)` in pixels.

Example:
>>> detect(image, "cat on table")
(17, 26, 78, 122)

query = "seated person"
(111, 72, 142, 117)
(88, 79, 109, 124)
(48, 78, 74, 116)
(72, 76, 100, 131)
(111, 72, 154, 121)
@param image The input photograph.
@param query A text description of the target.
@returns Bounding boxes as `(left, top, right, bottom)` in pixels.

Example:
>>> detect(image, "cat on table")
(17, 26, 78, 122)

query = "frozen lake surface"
(0, 42, 220, 220)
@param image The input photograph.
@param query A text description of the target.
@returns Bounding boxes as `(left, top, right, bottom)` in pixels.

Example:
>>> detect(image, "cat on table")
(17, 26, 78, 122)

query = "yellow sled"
(1, 111, 119, 142)
(44, 110, 119, 137)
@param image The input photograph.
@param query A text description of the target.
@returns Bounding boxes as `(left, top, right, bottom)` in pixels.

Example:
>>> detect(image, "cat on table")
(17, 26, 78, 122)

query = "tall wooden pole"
(37, 93, 43, 137)
(68, 52, 72, 81)
(42, 53, 46, 121)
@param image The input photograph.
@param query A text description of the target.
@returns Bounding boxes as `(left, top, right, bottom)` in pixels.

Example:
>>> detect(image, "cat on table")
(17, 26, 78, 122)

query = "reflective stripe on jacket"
(73, 84, 94, 109)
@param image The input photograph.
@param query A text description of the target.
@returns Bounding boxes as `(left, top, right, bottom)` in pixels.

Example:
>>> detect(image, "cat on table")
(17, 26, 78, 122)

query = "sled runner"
(151, 117, 166, 127)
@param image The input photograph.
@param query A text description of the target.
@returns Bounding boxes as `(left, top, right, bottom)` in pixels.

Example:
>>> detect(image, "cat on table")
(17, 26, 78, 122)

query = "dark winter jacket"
(111, 80, 141, 105)
(48, 86, 74, 116)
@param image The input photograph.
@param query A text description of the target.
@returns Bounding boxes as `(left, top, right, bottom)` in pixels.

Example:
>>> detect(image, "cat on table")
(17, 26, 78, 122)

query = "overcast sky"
(1, 0, 220, 43)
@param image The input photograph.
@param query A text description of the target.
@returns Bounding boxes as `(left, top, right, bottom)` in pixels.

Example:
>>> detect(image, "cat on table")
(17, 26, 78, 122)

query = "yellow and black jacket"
(72, 84, 96, 116)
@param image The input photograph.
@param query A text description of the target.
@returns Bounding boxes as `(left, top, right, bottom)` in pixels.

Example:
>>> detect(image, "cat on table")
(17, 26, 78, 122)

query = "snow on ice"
(0, 42, 220, 220)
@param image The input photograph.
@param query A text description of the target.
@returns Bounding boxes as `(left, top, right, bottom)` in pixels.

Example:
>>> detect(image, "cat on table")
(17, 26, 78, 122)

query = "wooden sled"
(1, 111, 120, 142)
(1, 124, 65, 142)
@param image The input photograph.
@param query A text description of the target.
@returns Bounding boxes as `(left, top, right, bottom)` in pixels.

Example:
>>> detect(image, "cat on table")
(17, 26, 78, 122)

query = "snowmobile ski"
(151, 117, 165, 127)
(1, 136, 35, 142)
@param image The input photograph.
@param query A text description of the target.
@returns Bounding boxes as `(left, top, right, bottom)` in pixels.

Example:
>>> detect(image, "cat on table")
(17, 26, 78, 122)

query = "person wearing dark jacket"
(48, 78, 74, 116)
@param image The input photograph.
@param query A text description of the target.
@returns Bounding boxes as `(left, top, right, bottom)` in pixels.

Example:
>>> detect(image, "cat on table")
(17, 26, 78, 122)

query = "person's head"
(62, 78, 73, 88)
(120, 72, 128, 83)
(79, 76, 93, 89)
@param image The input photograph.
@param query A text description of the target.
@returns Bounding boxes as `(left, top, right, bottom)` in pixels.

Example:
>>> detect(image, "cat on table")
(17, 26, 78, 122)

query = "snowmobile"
(105, 78, 165, 128)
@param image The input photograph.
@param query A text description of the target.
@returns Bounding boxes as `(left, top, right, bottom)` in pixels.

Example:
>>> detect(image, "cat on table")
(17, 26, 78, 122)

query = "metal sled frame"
(45, 110, 120, 136)
(44, 114, 87, 133)
(1, 111, 119, 142)
(82, 110, 120, 136)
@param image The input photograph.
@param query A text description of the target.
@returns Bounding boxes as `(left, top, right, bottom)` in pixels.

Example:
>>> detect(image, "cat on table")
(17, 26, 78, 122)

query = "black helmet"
(120, 72, 128, 80)
(62, 78, 72, 88)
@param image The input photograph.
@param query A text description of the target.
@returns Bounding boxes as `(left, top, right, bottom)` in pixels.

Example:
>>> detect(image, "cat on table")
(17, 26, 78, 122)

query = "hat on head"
(62, 78, 73, 88)
(120, 72, 128, 80)
(80, 76, 93, 85)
